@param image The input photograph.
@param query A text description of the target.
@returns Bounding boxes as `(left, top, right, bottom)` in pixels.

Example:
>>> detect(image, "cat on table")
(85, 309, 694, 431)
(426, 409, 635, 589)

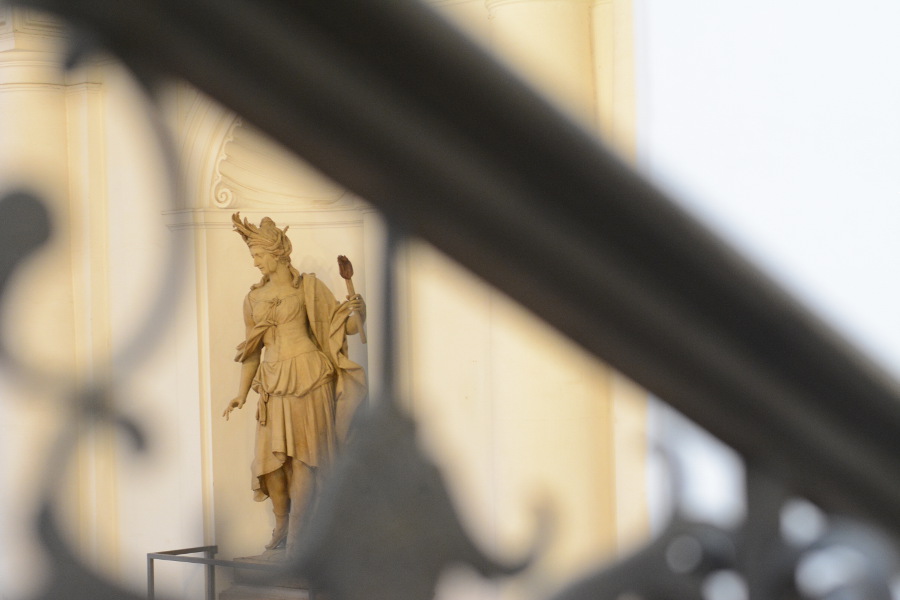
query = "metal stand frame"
(146, 546, 287, 600)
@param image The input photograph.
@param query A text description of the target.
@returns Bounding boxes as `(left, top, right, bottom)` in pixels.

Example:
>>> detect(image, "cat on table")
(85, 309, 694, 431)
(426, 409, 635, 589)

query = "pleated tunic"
(235, 274, 367, 502)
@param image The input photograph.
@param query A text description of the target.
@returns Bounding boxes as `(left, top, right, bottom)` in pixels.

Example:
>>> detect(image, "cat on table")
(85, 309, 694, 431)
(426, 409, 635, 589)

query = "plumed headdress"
(232, 212, 293, 262)
(232, 212, 301, 289)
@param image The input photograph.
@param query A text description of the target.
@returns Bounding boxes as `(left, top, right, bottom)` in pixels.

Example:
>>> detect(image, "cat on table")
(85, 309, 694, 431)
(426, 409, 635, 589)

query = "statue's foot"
(265, 519, 289, 550)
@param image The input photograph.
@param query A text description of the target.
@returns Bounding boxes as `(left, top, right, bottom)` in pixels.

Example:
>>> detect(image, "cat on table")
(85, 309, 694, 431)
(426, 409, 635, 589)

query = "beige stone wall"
(0, 2, 646, 598)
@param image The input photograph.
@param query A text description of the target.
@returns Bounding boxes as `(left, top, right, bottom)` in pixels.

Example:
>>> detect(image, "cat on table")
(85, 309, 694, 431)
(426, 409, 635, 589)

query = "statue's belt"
(256, 375, 337, 426)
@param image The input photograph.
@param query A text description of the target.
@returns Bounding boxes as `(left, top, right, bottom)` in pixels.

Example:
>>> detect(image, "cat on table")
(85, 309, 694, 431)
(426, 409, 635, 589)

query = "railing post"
(147, 555, 155, 600)
(205, 547, 216, 600)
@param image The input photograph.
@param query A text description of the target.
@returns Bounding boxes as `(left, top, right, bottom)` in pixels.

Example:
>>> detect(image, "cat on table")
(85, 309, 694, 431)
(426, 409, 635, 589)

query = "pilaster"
(486, 0, 597, 125)
(592, 0, 636, 155)
(65, 74, 121, 571)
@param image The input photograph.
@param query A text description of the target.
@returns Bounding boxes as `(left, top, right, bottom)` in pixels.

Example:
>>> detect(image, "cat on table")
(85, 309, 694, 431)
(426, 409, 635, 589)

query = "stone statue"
(223, 213, 367, 552)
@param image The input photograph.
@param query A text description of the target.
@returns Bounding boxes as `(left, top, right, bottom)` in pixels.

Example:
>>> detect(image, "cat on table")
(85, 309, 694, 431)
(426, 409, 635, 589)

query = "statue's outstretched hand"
(223, 396, 246, 420)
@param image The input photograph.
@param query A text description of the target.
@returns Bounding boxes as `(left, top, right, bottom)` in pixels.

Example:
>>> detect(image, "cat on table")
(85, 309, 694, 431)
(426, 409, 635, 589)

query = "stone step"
(231, 552, 307, 588)
(219, 583, 310, 600)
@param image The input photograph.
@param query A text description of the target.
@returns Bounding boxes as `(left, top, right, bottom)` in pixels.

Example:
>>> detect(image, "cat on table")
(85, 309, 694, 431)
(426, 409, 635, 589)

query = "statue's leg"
(286, 459, 316, 552)
(264, 464, 290, 550)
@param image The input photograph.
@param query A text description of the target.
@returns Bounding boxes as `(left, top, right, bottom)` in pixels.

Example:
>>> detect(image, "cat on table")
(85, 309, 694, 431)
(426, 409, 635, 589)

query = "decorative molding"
(177, 89, 354, 211)
(210, 118, 347, 209)
(175, 86, 236, 210)
(19, 8, 65, 36)
(163, 208, 366, 232)
(63, 81, 103, 95)
(211, 116, 241, 208)
(0, 82, 63, 92)
(0, 7, 66, 53)
(0, 55, 66, 85)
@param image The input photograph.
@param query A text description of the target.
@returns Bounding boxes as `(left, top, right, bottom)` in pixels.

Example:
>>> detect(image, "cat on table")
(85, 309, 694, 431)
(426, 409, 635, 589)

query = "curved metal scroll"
(295, 400, 536, 600)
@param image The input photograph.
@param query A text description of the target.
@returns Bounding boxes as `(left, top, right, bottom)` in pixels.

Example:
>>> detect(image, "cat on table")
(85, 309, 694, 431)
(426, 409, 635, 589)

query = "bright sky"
(635, 0, 900, 378)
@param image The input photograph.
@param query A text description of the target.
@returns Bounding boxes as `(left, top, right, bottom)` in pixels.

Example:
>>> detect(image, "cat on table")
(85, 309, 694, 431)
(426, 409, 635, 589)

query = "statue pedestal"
(219, 551, 311, 600)
(220, 584, 308, 600)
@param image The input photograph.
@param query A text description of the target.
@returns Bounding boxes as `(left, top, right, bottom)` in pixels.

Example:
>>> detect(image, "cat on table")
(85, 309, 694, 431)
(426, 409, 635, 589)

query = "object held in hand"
(338, 255, 367, 344)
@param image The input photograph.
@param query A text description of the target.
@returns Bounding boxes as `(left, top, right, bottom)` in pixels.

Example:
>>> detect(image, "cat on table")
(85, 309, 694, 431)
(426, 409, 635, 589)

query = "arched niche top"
(211, 117, 346, 209)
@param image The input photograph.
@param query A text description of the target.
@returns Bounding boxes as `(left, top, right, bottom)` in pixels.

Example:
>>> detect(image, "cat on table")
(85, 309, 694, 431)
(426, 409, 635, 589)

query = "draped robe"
(234, 273, 367, 501)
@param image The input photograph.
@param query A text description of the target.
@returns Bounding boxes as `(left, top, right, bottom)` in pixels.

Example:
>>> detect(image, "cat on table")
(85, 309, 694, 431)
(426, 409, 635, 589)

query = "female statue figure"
(223, 213, 367, 552)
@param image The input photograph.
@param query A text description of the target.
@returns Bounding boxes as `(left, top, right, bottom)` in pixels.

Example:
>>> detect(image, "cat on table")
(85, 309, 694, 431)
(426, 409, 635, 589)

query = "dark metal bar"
(205, 547, 215, 600)
(16, 0, 900, 537)
(147, 554, 155, 600)
(146, 553, 278, 571)
(147, 546, 279, 600)
(153, 545, 217, 556)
